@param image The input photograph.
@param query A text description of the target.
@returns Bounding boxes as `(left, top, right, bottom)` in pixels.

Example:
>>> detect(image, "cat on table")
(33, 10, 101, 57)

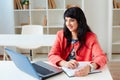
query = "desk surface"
(0, 34, 56, 61)
(0, 61, 113, 80)
(0, 35, 56, 47)
(0, 61, 38, 80)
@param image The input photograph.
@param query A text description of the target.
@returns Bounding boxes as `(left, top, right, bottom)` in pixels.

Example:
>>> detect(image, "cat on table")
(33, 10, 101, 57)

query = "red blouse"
(48, 30, 107, 68)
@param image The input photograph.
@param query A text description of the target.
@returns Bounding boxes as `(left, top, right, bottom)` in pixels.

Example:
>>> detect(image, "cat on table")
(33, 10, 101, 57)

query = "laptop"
(5, 48, 63, 80)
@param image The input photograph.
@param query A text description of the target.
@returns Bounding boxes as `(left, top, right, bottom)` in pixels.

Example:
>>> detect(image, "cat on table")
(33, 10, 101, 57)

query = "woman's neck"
(72, 32, 78, 40)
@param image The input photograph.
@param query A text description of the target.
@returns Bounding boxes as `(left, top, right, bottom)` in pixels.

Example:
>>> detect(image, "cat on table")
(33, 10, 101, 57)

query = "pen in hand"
(62, 60, 79, 69)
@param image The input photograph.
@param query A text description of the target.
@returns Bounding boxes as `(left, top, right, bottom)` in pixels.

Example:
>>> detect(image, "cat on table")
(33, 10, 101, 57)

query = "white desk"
(0, 61, 113, 80)
(0, 61, 39, 80)
(0, 34, 56, 47)
(0, 34, 56, 60)
(47, 65, 113, 80)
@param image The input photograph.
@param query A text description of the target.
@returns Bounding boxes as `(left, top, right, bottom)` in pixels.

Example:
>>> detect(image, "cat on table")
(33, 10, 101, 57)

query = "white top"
(0, 61, 38, 80)
(0, 61, 113, 80)
(0, 34, 56, 48)
(47, 64, 113, 80)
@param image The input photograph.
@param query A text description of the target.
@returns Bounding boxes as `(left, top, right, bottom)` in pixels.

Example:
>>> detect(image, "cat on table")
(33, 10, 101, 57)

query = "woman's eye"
(70, 19, 75, 22)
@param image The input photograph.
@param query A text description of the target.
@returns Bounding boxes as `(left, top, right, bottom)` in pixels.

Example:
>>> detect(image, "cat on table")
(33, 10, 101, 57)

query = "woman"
(48, 7, 107, 77)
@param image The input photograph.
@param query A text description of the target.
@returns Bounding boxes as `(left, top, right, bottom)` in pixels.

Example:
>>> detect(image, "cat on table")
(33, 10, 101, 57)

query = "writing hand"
(64, 59, 79, 69)
(74, 64, 90, 76)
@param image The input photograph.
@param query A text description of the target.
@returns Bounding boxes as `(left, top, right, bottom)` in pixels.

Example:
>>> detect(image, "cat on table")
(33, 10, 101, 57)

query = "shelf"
(112, 25, 120, 28)
(31, 11, 46, 25)
(112, 53, 120, 61)
(65, 0, 82, 9)
(31, 9, 46, 11)
(14, 0, 83, 33)
(113, 8, 120, 10)
(112, 41, 120, 45)
(15, 26, 22, 28)
(53, 0, 65, 9)
(13, 0, 83, 53)
(113, 10, 120, 26)
(47, 26, 63, 28)
(14, 10, 30, 11)
(31, 0, 47, 9)
(109, 0, 120, 60)
(47, 10, 64, 26)
(47, 8, 65, 11)
(14, 11, 30, 26)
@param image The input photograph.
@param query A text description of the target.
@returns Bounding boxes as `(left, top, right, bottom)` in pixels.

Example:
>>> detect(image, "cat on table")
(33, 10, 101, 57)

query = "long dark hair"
(63, 7, 92, 52)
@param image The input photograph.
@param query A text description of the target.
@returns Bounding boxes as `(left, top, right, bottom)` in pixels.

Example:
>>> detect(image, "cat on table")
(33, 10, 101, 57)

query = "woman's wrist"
(89, 64, 95, 72)
(58, 60, 67, 67)
(89, 62, 99, 72)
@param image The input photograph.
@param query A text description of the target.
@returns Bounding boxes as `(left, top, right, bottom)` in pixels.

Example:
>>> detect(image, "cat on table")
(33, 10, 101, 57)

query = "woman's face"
(65, 17, 78, 33)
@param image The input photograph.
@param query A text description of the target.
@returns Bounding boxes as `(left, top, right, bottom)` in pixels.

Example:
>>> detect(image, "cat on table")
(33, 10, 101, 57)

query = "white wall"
(0, 0, 14, 34)
(84, 0, 108, 53)
(0, 0, 15, 54)
(0, 0, 109, 54)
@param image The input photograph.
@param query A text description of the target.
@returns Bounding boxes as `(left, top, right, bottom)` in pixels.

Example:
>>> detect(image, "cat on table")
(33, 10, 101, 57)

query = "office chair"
(2, 46, 9, 60)
(17, 25, 43, 61)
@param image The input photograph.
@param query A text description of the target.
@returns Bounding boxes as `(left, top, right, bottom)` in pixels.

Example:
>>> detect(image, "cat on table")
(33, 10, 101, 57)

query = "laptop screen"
(5, 48, 41, 80)
(5, 48, 62, 80)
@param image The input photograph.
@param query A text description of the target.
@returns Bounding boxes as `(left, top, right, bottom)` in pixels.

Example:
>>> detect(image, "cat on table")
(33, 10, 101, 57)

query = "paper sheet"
(62, 62, 90, 77)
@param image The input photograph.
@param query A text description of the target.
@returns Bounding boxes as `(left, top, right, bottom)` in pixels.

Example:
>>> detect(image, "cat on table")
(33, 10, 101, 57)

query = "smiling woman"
(65, 17, 78, 33)
(48, 7, 107, 77)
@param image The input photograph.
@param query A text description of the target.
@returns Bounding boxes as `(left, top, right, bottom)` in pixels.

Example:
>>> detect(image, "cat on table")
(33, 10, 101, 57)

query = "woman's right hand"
(59, 60, 79, 69)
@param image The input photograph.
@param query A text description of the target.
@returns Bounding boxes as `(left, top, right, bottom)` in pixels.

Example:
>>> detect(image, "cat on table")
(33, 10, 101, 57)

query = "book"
(15, 0, 22, 9)
(117, 2, 120, 8)
(42, 15, 47, 26)
(113, 0, 117, 8)
(51, 0, 56, 9)
(14, 0, 17, 9)
(62, 62, 101, 77)
(48, 0, 56, 9)
(48, 0, 52, 9)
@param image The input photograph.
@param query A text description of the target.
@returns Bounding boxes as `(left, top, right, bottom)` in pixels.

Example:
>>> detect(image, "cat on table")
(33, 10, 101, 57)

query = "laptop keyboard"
(32, 63, 54, 75)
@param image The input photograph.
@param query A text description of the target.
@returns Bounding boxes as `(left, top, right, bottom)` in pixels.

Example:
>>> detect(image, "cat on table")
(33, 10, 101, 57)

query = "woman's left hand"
(74, 64, 90, 77)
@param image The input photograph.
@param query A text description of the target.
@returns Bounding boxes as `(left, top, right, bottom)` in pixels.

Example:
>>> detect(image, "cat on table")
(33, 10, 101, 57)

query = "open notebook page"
(62, 62, 101, 77)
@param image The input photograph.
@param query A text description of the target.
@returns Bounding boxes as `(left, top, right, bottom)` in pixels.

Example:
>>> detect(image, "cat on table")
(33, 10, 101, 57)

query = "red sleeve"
(48, 30, 64, 66)
(91, 36, 107, 69)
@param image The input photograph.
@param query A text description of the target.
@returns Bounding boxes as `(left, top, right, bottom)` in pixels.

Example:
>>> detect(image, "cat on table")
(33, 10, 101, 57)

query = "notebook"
(5, 48, 63, 80)
(62, 62, 102, 77)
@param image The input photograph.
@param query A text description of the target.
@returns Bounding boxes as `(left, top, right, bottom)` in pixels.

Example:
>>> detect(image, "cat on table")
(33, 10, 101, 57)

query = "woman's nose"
(66, 21, 70, 26)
